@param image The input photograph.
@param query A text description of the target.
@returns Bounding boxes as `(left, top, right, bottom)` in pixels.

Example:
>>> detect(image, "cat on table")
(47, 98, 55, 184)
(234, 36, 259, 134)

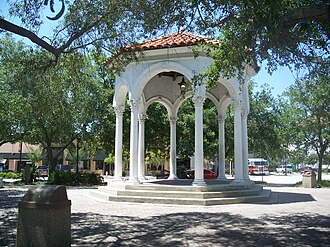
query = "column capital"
(129, 99, 141, 111)
(231, 100, 242, 110)
(192, 96, 205, 107)
(138, 113, 147, 122)
(217, 114, 226, 123)
(169, 116, 177, 125)
(114, 105, 125, 116)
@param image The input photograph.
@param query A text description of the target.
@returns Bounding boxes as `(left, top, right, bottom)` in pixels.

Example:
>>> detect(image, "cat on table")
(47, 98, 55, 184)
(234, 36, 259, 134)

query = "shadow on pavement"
(70, 212, 330, 247)
(0, 188, 27, 246)
(258, 191, 315, 205)
(0, 187, 328, 247)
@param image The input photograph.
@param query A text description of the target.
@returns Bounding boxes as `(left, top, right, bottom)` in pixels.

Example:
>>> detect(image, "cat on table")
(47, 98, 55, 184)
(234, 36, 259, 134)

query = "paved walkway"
(1, 175, 330, 246)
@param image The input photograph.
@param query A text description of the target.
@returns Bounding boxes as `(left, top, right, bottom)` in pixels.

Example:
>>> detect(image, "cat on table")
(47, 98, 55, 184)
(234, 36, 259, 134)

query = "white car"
(276, 165, 293, 174)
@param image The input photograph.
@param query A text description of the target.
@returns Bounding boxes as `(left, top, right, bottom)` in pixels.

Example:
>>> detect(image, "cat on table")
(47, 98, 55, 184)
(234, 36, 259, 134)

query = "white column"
(114, 106, 125, 180)
(242, 110, 250, 180)
(138, 113, 146, 180)
(217, 114, 227, 180)
(128, 99, 140, 184)
(169, 116, 178, 180)
(232, 100, 244, 182)
(192, 96, 207, 186)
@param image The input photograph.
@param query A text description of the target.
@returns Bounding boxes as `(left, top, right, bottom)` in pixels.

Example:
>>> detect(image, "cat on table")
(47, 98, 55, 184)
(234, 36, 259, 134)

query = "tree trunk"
(317, 154, 323, 181)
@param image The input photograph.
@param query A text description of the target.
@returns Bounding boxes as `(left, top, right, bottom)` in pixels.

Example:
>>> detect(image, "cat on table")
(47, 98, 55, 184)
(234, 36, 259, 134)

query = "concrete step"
(90, 189, 271, 206)
(123, 183, 254, 192)
(97, 185, 263, 199)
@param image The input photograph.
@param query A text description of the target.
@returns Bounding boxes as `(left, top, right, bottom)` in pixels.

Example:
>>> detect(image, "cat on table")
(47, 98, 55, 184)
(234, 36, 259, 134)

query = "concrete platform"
(90, 179, 271, 206)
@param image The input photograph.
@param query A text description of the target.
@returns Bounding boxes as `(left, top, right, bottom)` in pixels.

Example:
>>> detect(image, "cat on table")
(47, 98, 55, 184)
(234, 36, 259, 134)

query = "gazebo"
(92, 31, 270, 205)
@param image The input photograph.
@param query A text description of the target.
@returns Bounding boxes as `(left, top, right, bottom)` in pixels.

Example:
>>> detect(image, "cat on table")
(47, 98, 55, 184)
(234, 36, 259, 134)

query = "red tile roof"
(123, 31, 219, 51)
(103, 31, 219, 66)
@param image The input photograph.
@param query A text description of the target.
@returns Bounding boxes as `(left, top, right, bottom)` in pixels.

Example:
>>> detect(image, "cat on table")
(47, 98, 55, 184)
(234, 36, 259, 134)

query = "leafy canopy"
(1, 0, 328, 84)
(282, 75, 329, 180)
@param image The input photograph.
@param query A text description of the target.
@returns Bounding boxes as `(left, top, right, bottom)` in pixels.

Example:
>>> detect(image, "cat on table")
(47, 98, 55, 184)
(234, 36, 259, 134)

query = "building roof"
(123, 31, 219, 51)
(103, 31, 219, 66)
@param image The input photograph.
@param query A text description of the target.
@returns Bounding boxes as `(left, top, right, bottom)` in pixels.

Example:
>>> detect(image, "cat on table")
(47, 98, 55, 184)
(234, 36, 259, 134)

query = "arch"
(172, 89, 223, 117)
(218, 95, 232, 116)
(113, 81, 128, 108)
(217, 78, 239, 100)
(145, 96, 174, 117)
(130, 61, 195, 101)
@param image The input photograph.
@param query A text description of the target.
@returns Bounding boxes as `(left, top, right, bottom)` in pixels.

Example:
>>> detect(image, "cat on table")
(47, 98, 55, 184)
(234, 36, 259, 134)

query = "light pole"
(76, 137, 79, 174)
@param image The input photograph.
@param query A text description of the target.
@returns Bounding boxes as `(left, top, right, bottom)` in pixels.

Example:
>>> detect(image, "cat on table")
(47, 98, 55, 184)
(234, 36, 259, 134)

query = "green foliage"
(2, 1, 328, 83)
(248, 83, 282, 161)
(27, 146, 43, 165)
(145, 150, 166, 167)
(65, 144, 85, 166)
(48, 171, 104, 186)
(0, 35, 114, 171)
(282, 75, 330, 180)
(177, 99, 195, 158)
(145, 103, 170, 157)
(0, 171, 22, 179)
(177, 166, 189, 179)
(317, 180, 330, 187)
(104, 153, 115, 164)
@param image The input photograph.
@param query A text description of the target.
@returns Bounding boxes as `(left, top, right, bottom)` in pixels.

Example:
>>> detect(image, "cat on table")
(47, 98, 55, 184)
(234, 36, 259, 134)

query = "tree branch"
(279, 3, 330, 31)
(58, 19, 102, 53)
(0, 18, 61, 56)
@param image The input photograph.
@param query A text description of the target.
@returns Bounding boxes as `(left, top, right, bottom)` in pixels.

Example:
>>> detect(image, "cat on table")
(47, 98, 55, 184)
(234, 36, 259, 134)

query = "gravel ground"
(1, 174, 329, 247)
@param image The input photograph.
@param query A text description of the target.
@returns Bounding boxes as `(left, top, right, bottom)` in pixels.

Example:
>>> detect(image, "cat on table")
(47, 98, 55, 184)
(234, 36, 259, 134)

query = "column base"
(168, 174, 179, 180)
(111, 176, 124, 182)
(233, 178, 245, 183)
(138, 176, 147, 181)
(216, 175, 227, 181)
(126, 177, 141, 184)
(192, 179, 207, 187)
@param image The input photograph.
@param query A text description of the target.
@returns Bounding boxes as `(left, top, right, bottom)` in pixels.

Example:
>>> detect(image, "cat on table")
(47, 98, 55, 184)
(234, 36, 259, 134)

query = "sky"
(1, 2, 301, 96)
(253, 63, 299, 96)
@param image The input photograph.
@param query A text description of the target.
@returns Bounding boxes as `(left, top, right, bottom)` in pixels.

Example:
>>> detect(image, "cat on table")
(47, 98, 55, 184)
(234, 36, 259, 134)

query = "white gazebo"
(93, 32, 270, 205)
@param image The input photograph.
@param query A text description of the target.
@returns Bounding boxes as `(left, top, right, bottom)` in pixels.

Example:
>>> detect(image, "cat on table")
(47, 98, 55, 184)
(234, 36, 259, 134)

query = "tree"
(248, 83, 283, 161)
(65, 144, 85, 169)
(27, 145, 43, 166)
(0, 36, 112, 172)
(283, 75, 330, 180)
(0, 0, 176, 58)
(104, 153, 115, 165)
(191, 0, 329, 85)
(145, 103, 170, 159)
(1, 1, 328, 81)
(0, 37, 29, 146)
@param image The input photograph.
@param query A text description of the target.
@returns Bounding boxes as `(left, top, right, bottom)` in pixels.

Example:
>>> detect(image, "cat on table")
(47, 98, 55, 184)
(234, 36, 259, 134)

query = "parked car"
(276, 165, 293, 174)
(36, 165, 48, 177)
(186, 168, 218, 179)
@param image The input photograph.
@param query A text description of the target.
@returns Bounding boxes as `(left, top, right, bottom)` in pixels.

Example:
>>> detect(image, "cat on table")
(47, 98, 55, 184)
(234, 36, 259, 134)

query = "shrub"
(0, 171, 22, 179)
(48, 171, 103, 186)
(317, 180, 330, 188)
(80, 172, 104, 185)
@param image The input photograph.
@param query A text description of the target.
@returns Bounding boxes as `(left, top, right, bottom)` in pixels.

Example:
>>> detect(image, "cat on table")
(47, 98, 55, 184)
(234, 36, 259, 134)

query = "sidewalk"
(1, 177, 330, 246)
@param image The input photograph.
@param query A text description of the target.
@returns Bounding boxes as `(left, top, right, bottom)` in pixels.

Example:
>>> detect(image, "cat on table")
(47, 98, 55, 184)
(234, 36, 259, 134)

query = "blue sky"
(1, 2, 300, 96)
(253, 63, 299, 96)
